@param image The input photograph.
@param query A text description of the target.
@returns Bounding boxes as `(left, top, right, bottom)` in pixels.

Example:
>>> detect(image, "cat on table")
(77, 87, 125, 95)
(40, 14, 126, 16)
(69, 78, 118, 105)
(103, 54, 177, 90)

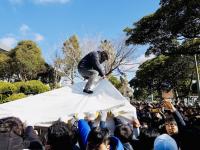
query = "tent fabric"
(0, 79, 136, 126)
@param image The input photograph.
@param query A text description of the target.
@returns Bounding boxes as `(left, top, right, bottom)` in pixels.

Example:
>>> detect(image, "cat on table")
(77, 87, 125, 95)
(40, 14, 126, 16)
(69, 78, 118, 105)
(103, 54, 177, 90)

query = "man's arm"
(78, 119, 91, 149)
(162, 100, 186, 128)
(91, 52, 104, 76)
(23, 126, 43, 149)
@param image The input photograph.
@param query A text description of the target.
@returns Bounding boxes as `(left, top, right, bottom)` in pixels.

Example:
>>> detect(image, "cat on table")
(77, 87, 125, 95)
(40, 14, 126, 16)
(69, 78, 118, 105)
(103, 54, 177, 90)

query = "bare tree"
(62, 35, 81, 84)
(52, 51, 63, 87)
(80, 34, 102, 56)
(99, 38, 136, 76)
(52, 35, 81, 85)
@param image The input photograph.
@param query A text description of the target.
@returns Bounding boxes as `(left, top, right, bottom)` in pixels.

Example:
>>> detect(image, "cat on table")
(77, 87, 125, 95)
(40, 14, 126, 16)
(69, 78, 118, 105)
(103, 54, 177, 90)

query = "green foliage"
(0, 94, 8, 103)
(0, 80, 49, 103)
(13, 81, 26, 92)
(0, 81, 17, 103)
(108, 75, 122, 90)
(125, 0, 200, 56)
(49, 83, 61, 89)
(2, 93, 26, 103)
(9, 40, 46, 81)
(126, 0, 200, 99)
(0, 81, 17, 94)
(0, 40, 50, 82)
(14, 80, 50, 94)
(133, 88, 149, 101)
(36, 63, 60, 85)
(130, 55, 195, 99)
(0, 53, 12, 80)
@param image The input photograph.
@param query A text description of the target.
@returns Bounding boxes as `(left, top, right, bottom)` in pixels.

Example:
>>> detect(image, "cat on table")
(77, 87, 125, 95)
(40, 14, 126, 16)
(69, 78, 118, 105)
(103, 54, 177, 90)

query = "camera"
(150, 108, 160, 113)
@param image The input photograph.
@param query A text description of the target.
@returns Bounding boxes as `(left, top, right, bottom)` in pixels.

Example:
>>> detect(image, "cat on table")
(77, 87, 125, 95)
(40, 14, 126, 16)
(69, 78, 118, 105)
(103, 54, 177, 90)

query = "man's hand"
(99, 110, 107, 122)
(162, 100, 176, 112)
(132, 118, 141, 128)
(102, 75, 106, 79)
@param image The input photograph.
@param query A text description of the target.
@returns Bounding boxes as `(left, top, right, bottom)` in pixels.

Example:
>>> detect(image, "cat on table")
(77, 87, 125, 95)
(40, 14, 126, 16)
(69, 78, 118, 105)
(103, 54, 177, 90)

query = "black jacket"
(172, 110, 199, 150)
(78, 51, 105, 77)
(0, 126, 43, 150)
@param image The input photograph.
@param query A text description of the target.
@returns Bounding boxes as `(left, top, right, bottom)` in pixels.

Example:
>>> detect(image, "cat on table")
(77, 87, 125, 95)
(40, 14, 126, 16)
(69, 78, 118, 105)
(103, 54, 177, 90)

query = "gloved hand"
(99, 110, 107, 122)
(74, 113, 85, 120)
(102, 75, 106, 79)
(85, 112, 98, 121)
(110, 109, 119, 117)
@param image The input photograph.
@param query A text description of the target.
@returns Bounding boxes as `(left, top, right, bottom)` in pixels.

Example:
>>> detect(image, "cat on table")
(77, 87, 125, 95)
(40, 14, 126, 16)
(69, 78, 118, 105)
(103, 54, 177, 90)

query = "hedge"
(0, 81, 17, 94)
(0, 80, 50, 103)
(2, 93, 27, 103)
(13, 80, 50, 94)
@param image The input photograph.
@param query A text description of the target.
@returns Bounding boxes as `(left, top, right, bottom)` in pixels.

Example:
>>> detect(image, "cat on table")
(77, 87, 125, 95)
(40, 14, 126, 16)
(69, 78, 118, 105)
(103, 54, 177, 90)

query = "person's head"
(160, 82, 174, 99)
(47, 120, 74, 150)
(100, 51, 109, 62)
(154, 134, 178, 150)
(160, 82, 172, 93)
(0, 116, 24, 136)
(87, 127, 110, 150)
(0, 117, 25, 150)
(138, 128, 160, 150)
(164, 117, 178, 135)
(114, 124, 132, 143)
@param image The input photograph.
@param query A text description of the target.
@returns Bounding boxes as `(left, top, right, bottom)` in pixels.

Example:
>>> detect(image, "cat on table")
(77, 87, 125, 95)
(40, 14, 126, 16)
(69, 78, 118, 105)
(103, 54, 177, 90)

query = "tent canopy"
(0, 79, 136, 126)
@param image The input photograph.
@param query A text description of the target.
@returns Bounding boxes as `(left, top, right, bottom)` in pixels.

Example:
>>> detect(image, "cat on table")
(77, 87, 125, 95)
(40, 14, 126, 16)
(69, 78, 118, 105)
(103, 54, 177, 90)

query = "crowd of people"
(0, 98, 199, 150)
(0, 51, 200, 149)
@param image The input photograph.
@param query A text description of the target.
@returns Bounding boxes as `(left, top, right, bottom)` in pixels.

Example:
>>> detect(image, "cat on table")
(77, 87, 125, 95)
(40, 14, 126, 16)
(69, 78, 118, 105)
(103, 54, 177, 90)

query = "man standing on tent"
(78, 50, 109, 94)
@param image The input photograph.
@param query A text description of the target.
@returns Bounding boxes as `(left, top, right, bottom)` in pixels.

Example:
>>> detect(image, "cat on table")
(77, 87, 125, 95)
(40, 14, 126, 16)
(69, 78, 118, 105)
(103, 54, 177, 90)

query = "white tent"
(0, 79, 136, 126)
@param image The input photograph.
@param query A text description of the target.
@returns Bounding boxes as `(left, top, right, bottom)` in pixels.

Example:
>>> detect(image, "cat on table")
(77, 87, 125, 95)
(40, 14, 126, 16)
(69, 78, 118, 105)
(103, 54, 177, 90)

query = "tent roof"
(0, 79, 135, 125)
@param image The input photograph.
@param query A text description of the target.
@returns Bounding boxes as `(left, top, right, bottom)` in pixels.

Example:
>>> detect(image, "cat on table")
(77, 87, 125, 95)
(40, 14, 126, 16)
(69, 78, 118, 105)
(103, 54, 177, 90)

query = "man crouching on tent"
(78, 50, 109, 94)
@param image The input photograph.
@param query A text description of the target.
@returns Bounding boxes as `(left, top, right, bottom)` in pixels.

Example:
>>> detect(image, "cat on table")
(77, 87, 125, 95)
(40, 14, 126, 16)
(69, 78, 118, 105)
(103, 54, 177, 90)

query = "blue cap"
(154, 134, 178, 150)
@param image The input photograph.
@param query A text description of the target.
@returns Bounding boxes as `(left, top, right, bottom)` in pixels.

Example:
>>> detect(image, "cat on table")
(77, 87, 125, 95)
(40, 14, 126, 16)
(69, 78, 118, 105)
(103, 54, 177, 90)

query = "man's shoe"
(83, 89, 93, 94)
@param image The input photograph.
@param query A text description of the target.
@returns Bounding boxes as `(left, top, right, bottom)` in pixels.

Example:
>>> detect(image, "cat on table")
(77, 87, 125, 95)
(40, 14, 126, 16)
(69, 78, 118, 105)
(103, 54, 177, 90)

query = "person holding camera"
(160, 82, 200, 150)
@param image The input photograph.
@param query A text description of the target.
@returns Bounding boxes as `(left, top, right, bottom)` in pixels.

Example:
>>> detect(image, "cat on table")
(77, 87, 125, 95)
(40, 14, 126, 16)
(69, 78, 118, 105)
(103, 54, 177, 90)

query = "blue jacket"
(78, 119, 124, 150)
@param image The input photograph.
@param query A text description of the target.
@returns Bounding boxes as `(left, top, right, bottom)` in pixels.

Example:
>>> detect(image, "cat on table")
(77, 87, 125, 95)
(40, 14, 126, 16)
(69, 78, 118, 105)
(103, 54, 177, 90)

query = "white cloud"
(0, 24, 44, 51)
(132, 54, 155, 72)
(135, 54, 155, 64)
(34, 33, 44, 41)
(119, 54, 155, 71)
(80, 35, 102, 56)
(0, 43, 11, 51)
(18, 24, 45, 42)
(0, 36, 17, 50)
(20, 24, 30, 35)
(119, 62, 138, 72)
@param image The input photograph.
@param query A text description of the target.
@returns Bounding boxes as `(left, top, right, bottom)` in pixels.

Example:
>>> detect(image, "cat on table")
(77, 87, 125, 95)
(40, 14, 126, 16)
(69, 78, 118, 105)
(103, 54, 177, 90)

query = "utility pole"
(194, 54, 200, 100)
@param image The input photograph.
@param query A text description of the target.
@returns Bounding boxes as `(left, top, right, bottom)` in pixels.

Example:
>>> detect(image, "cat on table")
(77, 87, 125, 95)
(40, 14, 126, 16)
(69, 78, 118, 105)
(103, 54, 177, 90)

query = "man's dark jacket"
(171, 110, 199, 150)
(0, 126, 43, 150)
(78, 51, 105, 77)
